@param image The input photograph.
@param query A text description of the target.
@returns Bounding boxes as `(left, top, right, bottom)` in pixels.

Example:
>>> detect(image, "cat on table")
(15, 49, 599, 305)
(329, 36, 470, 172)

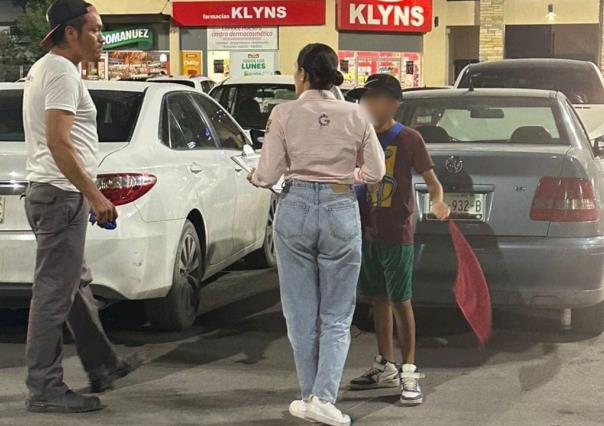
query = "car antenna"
(467, 66, 475, 92)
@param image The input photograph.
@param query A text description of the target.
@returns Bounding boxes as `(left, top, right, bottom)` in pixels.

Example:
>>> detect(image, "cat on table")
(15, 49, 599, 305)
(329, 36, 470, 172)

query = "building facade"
(92, 0, 604, 86)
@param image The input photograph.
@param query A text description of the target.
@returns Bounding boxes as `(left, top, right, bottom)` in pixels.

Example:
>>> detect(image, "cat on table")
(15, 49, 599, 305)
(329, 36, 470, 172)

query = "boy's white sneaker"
(400, 364, 425, 405)
(305, 396, 351, 426)
(349, 354, 400, 390)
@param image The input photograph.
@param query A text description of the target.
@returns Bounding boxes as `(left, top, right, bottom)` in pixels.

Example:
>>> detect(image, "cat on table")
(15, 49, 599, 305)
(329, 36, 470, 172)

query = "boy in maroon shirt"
(348, 75, 450, 405)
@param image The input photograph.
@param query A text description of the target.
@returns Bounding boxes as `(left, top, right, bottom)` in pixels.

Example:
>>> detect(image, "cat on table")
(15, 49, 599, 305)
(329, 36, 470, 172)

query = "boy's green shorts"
(358, 240, 414, 302)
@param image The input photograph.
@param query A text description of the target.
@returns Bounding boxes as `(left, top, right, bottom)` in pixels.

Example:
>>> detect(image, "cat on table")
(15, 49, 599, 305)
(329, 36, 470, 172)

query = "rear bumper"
(411, 234, 604, 309)
(0, 207, 181, 302)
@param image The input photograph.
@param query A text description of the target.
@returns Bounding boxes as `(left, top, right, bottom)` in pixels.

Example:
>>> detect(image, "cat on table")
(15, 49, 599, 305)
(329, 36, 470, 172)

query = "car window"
(398, 96, 567, 145)
(164, 93, 216, 150)
(210, 86, 223, 103)
(564, 100, 593, 152)
(458, 66, 604, 104)
(225, 87, 237, 114)
(93, 90, 144, 142)
(201, 81, 212, 93)
(0, 90, 24, 141)
(0, 89, 143, 142)
(191, 94, 247, 150)
(226, 84, 296, 130)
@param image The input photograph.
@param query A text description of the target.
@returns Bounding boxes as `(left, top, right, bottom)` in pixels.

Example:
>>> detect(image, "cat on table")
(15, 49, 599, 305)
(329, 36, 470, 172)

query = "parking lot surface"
(1, 266, 604, 426)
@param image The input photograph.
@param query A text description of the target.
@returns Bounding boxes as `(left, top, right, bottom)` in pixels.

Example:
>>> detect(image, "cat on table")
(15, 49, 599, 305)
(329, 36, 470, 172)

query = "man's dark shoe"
(90, 352, 145, 393)
(26, 390, 104, 413)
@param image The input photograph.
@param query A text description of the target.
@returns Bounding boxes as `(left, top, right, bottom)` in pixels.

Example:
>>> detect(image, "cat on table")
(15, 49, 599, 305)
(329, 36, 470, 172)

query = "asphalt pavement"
(1, 265, 604, 426)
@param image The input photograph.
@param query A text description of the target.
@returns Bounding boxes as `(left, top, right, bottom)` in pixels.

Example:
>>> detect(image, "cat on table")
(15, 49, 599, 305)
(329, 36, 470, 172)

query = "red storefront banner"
(337, 0, 432, 33)
(172, 0, 326, 27)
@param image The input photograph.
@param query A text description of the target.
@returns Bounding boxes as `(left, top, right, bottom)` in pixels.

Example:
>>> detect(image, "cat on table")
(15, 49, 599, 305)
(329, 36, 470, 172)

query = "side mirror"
(594, 136, 604, 157)
(249, 128, 266, 150)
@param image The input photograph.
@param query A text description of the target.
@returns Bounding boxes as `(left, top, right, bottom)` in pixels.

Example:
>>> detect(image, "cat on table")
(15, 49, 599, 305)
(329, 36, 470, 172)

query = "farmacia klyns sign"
(102, 28, 154, 50)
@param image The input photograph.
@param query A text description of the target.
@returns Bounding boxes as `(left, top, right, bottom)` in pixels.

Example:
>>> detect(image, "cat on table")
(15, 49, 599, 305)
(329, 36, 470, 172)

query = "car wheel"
(572, 302, 604, 336)
(145, 220, 203, 331)
(245, 195, 278, 269)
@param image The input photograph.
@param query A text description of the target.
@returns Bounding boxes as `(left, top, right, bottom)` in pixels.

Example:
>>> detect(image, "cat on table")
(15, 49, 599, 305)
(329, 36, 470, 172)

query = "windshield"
(231, 84, 297, 130)
(219, 83, 341, 130)
(458, 67, 604, 104)
(397, 97, 567, 145)
(0, 89, 143, 142)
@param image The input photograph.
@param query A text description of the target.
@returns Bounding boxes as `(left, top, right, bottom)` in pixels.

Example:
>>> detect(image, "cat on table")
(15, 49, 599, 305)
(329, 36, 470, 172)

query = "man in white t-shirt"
(23, 0, 141, 414)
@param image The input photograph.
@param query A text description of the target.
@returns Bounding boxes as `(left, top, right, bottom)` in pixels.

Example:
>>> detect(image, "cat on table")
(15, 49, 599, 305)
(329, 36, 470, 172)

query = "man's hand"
(89, 192, 118, 224)
(431, 201, 450, 221)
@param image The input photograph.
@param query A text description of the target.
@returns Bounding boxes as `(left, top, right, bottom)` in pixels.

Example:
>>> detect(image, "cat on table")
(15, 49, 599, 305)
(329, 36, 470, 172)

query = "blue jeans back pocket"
(325, 201, 360, 241)
(274, 200, 310, 239)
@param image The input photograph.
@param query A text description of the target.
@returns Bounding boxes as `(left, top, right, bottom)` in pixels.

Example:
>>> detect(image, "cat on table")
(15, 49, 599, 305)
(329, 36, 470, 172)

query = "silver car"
(398, 88, 604, 334)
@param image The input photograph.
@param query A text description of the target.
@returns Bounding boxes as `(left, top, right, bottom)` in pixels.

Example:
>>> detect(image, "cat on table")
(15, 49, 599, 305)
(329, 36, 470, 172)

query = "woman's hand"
(247, 168, 258, 186)
(431, 201, 451, 221)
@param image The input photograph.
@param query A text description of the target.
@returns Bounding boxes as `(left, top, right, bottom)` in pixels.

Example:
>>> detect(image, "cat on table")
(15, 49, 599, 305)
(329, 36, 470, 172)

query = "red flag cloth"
(449, 220, 492, 344)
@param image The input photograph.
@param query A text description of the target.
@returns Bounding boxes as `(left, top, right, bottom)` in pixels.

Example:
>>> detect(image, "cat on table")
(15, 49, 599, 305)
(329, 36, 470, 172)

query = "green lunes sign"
(102, 28, 154, 50)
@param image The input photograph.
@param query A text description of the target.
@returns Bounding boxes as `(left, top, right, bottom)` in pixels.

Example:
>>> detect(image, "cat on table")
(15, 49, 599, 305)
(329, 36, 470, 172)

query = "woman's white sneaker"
(289, 400, 318, 423)
(305, 396, 351, 426)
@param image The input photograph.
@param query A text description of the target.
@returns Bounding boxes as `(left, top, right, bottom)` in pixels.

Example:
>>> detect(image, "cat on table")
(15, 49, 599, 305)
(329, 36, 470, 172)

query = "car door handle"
(189, 163, 204, 174)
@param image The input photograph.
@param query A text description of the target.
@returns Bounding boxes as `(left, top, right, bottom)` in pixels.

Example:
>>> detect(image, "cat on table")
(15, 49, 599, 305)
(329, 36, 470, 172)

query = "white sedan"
(146, 75, 216, 93)
(0, 81, 275, 330)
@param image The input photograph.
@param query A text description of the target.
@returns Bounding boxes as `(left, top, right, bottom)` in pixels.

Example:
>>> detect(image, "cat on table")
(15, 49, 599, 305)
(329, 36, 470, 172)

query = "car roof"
(0, 80, 208, 97)
(466, 58, 596, 72)
(402, 88, 560, 100)
(219, 75, 295, 86)
(148, 75, 212, 82)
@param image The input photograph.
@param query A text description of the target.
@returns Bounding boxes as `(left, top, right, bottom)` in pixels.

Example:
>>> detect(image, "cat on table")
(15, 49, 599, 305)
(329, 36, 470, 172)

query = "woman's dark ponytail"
(297, 43, 343, 90)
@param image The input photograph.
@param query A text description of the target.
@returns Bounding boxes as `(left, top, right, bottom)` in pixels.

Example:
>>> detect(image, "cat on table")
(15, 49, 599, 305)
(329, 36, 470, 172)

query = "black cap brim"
(40, 24, 61, 48)
(347, 86, 402, 101)
(347, 87, 368, 100)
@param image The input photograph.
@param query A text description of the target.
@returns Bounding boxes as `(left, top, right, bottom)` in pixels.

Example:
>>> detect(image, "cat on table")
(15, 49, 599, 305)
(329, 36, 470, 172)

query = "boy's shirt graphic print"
(363, 124, 434, 245)
(369, 122, 404, 209)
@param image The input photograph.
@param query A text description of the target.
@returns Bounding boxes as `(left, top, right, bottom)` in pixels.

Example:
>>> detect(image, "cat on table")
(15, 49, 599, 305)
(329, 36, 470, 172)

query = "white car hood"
(574, 105, 604, 139)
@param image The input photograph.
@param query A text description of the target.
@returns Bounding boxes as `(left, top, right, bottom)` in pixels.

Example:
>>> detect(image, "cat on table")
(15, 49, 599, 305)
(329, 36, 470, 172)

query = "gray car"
(397, 88, 604, 334)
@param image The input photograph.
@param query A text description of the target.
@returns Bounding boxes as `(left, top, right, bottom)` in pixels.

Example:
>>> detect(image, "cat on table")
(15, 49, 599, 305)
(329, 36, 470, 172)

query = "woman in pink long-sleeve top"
(249, 43, 385, 426)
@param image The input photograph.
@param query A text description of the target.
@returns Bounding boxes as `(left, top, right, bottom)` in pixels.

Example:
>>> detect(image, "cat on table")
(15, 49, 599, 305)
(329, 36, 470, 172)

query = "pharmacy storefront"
(336, 0, 432, 89)
(82, 25, 171, 80)
(173, 0, 326, 81)
(206, 27, 279, 81)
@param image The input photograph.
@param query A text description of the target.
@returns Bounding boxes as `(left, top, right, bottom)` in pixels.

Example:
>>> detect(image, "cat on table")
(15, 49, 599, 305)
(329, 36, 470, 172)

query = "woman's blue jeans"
(274, 181, 362, 404)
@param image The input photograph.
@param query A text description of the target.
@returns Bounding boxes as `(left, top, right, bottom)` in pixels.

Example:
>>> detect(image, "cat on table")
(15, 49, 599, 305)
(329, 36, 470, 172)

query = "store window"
(339, 51, 422, 89)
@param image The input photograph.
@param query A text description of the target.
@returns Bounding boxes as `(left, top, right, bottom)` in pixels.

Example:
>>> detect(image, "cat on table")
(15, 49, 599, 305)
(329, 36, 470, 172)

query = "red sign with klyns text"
(337, 0, 432, 33)
(172, 0, 326, 27)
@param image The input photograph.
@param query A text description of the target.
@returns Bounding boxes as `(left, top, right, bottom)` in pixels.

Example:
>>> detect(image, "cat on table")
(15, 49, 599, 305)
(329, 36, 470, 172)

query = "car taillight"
(97, 173, 157, 206)
(531, 177, 599, 222)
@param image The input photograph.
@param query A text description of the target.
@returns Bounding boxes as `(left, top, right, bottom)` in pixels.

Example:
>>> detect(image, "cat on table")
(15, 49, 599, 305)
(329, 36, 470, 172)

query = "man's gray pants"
(24, 183, 119, 399)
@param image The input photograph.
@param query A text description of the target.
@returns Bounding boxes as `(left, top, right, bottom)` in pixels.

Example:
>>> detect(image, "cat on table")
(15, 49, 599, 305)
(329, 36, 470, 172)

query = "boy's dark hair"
(50, 14, 88, 46)
(297, 43, 344, 90)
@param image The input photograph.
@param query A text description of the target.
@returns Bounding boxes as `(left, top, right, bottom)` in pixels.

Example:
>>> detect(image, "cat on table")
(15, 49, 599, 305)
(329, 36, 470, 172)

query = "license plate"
(0, 197, 4, 224)
(424, 193, 486, 221)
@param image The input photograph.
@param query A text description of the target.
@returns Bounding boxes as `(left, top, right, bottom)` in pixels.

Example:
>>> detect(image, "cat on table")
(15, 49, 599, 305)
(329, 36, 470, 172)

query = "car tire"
(245, 195, 278, 269)
(145, 220, 203, 331)
(572, 302, 604, 336)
